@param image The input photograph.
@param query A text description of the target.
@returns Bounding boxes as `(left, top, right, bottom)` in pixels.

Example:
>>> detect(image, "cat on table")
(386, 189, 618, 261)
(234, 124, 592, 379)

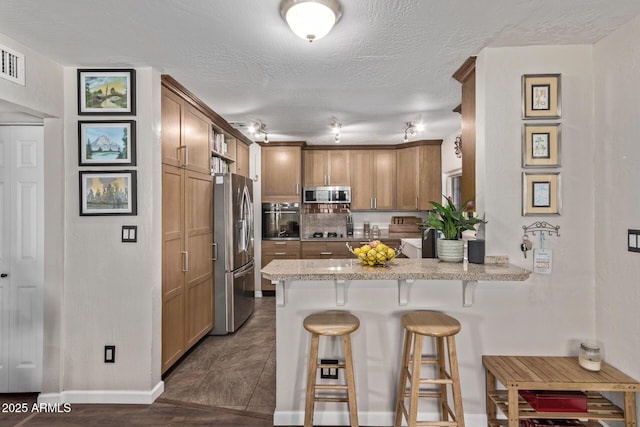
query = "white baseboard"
(37, 381, 164, 405)
(274, 410, 487, 426)
(255, 290, 263, 298)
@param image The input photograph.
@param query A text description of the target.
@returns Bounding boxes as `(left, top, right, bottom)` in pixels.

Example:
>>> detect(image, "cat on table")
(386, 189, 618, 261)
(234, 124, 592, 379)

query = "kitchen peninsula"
(261, 257, 531, 426)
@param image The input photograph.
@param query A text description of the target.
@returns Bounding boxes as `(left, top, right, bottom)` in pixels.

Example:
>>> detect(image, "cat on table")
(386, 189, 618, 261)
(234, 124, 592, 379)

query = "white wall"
(593, 15, 640, 413)
(463, 45, 598, 411)
(61, 67, 162, 397)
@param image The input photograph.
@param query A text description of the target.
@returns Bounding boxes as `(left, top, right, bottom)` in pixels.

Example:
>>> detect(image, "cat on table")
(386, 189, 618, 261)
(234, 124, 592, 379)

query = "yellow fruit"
(361, 245, 370, 253)
(354, 247, 361, 255)
(387, 248, 395, 258)
(377, 244, 387, 252)
(368, 260, 375, 266)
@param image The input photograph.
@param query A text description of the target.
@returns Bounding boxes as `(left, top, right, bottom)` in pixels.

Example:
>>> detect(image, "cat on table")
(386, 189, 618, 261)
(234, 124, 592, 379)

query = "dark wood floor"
(1, 298, 277, 427)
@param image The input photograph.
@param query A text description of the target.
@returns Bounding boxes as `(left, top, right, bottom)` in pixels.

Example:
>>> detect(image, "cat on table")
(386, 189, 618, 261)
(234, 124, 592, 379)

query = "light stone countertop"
(261, 258, 531, 282)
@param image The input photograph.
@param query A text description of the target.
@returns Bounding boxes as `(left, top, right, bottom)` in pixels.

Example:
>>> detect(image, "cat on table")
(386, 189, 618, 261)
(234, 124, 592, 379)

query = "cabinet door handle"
(370, 198, 374, 209)
(320, 252, 332, 255)
(212, 243, 218, 261)
(374, 197, 378, 209)
(274, 241, 287, 245)
(274, 252, 287, 255)
(416, 197, 419, 210)
(296, 183, 300, 195)
(182, 251, 189, 272)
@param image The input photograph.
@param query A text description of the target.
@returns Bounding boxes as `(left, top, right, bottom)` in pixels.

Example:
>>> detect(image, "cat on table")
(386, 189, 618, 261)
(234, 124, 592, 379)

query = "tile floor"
(161, 295, 276, 415)
(0, 297, 276, 426)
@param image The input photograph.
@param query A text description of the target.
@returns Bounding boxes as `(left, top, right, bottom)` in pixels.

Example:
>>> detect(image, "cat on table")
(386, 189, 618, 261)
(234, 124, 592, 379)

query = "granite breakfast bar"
(261, 258, 531, 426)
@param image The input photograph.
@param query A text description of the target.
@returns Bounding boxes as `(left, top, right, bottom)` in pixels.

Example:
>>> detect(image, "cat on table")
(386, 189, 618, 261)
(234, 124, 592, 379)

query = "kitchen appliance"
(311, 231, 339, 238)
(211, 173, 255, 335)
(346, 215, 354, 236)
(303, 186, 351, 204)
(262, 202, 300, 239)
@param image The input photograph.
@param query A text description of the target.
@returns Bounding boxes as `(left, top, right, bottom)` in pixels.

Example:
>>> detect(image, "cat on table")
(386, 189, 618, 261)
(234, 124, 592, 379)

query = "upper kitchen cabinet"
(453, 56, 476, 208)
(235, 140, 250, 178)
(350, 149, 396, 210)
(261, 143, 303, 202)
(162, 75, 254, 176)
(303, 149, 350, 186)
(396, 142, 442, 210)
(161, 84, 210, 174)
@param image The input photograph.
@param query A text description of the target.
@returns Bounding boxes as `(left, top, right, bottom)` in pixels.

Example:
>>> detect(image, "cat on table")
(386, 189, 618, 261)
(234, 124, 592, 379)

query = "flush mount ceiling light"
(280, 0, 343, 43)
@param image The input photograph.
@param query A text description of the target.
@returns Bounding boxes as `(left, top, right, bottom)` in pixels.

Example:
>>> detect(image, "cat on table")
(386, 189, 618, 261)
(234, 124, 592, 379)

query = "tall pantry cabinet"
(161, 78, 214, 373)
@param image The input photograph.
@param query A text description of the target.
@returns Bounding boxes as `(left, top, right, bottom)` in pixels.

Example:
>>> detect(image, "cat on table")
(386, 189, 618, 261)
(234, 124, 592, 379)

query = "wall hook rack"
(523, 221, 560, 237)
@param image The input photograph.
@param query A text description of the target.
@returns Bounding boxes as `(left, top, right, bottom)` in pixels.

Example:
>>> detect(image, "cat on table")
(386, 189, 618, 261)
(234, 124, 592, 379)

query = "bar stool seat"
(395, 311, 464, 427)
(304, 310, 360, 427)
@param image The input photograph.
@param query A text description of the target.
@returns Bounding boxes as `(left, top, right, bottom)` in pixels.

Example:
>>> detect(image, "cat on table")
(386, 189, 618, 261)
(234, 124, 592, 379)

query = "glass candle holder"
(578, 342, 601, 371)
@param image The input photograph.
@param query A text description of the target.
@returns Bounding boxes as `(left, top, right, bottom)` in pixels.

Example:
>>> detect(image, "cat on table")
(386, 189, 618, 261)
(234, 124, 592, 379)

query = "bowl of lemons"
(346, 241, 401, 267)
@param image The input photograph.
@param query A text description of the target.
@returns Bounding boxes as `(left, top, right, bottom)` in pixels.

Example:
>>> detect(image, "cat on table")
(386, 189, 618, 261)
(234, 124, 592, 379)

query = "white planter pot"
(437, 239, 464, 262)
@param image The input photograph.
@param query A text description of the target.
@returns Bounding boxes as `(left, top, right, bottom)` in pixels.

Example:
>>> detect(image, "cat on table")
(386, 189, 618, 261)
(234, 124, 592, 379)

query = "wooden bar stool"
(394, 311, 464, 427)
(304, 310, 360, 427)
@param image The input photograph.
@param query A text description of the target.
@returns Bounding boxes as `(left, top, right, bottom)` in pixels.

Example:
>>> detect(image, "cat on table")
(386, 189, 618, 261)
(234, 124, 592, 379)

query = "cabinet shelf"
(211, 149, 235, 163)
(488, 390, 625, 423)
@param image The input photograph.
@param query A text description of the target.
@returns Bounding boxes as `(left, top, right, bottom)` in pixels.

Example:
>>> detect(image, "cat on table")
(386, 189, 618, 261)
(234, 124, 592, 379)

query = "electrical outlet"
(320, 359, 339, 379)
(104, 345, 116, 363)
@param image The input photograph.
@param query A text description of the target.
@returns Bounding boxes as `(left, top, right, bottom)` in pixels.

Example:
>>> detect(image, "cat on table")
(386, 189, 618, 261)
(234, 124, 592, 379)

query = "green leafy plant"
(419, 196, 486, 240)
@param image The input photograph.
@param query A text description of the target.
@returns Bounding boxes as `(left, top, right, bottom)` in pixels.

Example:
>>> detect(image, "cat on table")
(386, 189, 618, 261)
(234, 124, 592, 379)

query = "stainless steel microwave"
(303, 186, 351, 204)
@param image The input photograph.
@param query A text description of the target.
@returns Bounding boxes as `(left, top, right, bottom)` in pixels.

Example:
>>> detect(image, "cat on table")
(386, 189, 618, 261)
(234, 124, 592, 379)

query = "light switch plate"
(628, 229, 640, 253)
(122, 225, 137, 243)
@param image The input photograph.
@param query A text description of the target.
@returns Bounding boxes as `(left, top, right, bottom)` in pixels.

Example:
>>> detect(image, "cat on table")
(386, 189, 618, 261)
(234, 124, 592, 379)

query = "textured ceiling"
(1, 0, 639, 145)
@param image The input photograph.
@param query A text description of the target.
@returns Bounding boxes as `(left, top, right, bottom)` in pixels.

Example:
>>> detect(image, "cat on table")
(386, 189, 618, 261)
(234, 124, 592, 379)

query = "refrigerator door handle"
(233, 260, 255, 279)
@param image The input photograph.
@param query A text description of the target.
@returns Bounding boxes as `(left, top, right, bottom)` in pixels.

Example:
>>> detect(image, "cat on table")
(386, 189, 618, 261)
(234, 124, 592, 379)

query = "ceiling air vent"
(1, 44, 25, 86)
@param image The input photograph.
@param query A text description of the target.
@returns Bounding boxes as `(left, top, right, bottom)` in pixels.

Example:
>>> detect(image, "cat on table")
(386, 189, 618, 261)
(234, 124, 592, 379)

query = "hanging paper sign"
(533, 249, 553, 274)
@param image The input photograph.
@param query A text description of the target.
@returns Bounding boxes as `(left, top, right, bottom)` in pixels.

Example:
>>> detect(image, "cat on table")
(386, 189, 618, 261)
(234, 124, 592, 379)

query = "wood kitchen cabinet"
(261, 144, 302, 202)
(161, 85, 211, 175)
(162, 165, 213, 373)
(161, 75, 253, 373)
(235, 140, 250, 178)
(396, 143, 442, 210)
(261, 240, 300, 291)
(350, 149, 396, 210)
(301, 241, 351, 259)
(453, 57, 476, 208)
(303, 149, 350, 186)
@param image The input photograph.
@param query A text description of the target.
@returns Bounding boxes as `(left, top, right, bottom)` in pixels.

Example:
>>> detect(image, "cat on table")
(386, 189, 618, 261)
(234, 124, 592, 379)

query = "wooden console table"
(483, 355, 639, 427)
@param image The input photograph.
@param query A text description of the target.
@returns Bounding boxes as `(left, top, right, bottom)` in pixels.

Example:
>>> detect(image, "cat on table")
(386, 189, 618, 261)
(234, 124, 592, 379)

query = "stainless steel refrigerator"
(210, 173, 255, 335)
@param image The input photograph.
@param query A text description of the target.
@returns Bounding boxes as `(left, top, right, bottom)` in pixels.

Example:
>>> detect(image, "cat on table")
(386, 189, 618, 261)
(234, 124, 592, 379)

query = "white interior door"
(0, 125, 44, 393)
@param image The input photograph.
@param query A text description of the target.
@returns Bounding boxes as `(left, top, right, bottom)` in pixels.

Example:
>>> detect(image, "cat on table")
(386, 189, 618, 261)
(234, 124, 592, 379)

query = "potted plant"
(419, 196, 486, 262)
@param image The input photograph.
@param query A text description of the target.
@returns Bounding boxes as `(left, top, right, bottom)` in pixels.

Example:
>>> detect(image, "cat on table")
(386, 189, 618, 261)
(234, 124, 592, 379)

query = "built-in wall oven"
(262, 203, 300, 239)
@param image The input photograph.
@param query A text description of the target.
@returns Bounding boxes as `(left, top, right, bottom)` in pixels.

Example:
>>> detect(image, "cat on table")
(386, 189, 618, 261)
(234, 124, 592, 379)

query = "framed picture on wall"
(522, 172, 561, 216)
(78, 120, 136, 166)
(522, 74, 561, 119)
(522, 123, 561, 168)
(79, 170, 137, 216)
(77, 69, 136, 115)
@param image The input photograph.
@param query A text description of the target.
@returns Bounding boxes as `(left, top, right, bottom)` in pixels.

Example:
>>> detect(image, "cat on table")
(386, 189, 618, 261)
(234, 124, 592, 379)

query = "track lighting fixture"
(403, 115, 425, 142)
(331, 119, 342, 143)
(229, 121, 269, 142)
